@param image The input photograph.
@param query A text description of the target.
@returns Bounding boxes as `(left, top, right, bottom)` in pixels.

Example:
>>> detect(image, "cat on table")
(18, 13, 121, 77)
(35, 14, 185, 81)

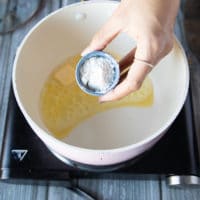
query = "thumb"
(81, 16, 121, 56)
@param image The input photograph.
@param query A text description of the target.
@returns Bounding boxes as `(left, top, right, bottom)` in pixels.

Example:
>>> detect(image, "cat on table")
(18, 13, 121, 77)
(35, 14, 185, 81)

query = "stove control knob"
(167, 175, 200, 187)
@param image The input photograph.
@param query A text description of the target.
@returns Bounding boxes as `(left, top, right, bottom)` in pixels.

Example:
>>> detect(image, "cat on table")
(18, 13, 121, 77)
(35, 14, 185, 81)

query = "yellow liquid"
(40, 54, 154, 139)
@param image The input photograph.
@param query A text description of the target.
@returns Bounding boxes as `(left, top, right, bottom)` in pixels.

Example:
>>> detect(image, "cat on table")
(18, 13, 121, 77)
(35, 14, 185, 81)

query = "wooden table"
(0, 1, 200, 199)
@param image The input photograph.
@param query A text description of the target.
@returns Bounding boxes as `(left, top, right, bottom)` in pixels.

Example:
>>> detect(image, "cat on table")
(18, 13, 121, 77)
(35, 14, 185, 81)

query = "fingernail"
(99, 90, 114, 103)
(99, 96, 106, 103)
(99, 98, 105, 104)
(99, 96, 110, 103)
(81, 47, 92, 56)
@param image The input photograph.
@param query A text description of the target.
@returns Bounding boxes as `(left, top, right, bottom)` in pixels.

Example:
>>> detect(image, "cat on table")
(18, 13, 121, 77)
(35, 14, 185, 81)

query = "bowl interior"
(13, 2, 188, 150)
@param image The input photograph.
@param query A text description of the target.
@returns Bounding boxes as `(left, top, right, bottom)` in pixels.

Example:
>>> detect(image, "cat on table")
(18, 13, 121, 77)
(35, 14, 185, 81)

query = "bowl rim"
(12, 1, 190, 154)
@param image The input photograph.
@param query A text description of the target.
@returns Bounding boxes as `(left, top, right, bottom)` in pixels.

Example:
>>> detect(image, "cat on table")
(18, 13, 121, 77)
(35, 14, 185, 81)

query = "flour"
(80, 57, 115, 92)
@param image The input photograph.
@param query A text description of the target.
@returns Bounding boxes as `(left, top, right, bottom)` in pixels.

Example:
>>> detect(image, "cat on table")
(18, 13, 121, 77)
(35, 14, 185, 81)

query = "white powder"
(80, 57, 115, 92)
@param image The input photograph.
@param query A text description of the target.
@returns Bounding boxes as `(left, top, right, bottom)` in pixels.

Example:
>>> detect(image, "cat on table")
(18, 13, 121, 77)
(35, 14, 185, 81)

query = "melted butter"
(40, 54, 154, 139)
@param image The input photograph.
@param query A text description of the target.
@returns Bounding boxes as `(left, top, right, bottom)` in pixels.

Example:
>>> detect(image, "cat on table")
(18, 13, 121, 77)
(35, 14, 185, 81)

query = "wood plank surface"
(161, 179, 200, 200)
(78, 178, 160, 200)
(47, 184, 83, 200)
(0, 182, 47, 200)
(0, 0, 200, 200)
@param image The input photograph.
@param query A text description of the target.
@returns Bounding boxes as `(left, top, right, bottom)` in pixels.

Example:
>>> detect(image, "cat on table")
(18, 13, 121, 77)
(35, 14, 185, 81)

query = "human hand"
(82, 0, 180, 102)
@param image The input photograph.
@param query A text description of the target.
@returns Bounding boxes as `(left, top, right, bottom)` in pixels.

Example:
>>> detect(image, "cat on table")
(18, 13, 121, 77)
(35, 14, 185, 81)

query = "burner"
(0, 88, 200, 186)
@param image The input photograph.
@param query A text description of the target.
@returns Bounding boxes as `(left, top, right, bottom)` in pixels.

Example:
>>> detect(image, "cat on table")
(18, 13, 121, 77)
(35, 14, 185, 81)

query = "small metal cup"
(75, 51, 120, 96)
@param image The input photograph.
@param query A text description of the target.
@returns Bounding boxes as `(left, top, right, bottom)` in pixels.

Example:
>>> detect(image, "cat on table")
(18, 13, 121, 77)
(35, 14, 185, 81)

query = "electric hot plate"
(0, 88, 200, 188)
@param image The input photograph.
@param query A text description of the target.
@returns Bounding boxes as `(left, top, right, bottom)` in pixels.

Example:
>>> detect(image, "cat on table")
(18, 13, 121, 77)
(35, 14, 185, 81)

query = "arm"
(82, 0, 180, 102)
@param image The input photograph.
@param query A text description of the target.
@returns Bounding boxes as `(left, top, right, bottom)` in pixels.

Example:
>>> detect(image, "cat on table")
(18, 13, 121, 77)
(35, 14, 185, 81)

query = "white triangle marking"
(11, 149, 28, 161)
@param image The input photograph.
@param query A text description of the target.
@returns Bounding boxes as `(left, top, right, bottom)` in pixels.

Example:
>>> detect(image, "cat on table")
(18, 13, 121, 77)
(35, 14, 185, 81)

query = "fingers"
(99, 59, 152, 102)
(81, 16, 121, 56)
(99, 38, 161, 102)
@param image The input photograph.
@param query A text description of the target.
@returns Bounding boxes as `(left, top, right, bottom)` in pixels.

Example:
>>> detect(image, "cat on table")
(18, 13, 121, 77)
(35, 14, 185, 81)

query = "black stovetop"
(0, 88, 200, 180)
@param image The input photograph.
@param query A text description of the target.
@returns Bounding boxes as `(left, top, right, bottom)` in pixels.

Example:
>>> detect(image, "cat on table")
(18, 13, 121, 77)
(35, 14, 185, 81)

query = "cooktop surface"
(0, 88, 200, 181)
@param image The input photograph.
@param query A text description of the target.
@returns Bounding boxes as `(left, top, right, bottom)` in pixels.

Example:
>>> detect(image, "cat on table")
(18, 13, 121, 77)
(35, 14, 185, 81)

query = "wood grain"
(161, 179, 200, 200)
(78, 178, 160, 200)
(47, 184, 82, 200)
(0, 182, 47, 200)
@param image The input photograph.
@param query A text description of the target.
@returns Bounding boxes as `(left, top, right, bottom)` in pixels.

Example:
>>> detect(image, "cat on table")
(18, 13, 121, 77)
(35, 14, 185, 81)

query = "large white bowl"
(12, 1, 189, 166)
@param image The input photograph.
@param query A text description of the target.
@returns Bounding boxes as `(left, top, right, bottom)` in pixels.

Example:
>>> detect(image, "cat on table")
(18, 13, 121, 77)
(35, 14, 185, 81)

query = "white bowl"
(12, 1, 189, 166)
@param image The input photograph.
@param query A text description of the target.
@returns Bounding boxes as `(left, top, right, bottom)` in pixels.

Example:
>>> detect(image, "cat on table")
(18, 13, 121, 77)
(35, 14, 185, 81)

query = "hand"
(82, 0, 180, 102)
